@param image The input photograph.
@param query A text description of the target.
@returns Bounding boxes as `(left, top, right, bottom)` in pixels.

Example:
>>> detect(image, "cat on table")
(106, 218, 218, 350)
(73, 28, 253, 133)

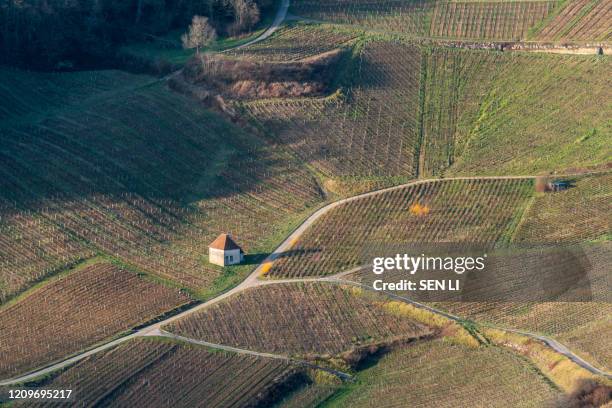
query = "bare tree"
(182, 15, 217, 54)
(228, 0, 260, 35)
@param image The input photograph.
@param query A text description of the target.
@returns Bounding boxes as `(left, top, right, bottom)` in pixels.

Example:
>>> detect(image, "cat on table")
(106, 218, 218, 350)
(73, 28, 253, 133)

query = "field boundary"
(150, 328, 355, 381)
(2, 171, 610, 386)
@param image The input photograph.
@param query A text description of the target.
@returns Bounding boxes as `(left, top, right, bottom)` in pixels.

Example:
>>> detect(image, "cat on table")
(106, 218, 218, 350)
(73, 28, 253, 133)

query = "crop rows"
(228, 23, 359, 62)
(536, 0, 612, 41)
(0, 68, 151, 122)
(0, 262, 190, 378)
(419, 47, 612, 178)
(429, 1, 557, 41)
(339, 339, 558, 407)
(439, 301, 612, 370)
(431, 241, 612, 370)
(419, 48, 463, 177)
(446, 51, 611, 176)
(276, 384, 341, 408)
(0, 72, 323, 299)
(291, 0, 556, 40)
(166, 282, 432, 356)
(23, 338, 298, 408)
(268, 178, 533, 278)
(291, 0, 433, 36)
(0, 209, 96, 300)
(513, 173, 611, 243)
(243, 40, 422, 179)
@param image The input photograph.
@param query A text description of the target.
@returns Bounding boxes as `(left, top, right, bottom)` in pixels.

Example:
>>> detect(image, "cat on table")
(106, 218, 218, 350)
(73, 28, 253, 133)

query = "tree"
(182, 15, 217, 54)
(226, 0, 260, 35)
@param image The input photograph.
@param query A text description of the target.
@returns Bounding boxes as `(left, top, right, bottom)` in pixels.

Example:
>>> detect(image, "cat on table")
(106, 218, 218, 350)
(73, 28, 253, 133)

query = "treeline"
(0, 0, 273, 69)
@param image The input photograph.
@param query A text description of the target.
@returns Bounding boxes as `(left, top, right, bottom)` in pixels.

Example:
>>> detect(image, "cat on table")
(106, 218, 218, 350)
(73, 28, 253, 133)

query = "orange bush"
(409, 203, 430, 216)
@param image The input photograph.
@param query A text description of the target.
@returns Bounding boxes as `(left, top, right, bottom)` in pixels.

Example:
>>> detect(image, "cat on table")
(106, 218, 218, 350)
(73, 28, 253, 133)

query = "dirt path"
(233, 0, 290, 50)
(160, 0, 289, 82)
(333, 280, 612, 379)
(150, 328, 354, 381)
(3, 172, 610, 386)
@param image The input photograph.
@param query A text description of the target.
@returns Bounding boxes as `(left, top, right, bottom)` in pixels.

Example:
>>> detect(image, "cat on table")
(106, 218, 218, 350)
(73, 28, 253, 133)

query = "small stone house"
(208, 233, 244, 266)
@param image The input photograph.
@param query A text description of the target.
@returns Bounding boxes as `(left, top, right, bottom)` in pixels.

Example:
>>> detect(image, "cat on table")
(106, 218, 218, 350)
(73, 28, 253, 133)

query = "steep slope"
(0, 68, 324, 302)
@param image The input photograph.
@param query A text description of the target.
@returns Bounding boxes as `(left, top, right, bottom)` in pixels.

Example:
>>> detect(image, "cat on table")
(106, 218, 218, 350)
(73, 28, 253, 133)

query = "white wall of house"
(209, 247, 242, 266)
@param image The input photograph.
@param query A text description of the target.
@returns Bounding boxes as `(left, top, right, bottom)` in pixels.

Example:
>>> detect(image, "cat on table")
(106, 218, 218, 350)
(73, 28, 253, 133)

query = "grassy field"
(166, 282, 432, 358)
(14, 337, 302, 407)
(447, 51, 611, 176)
(236, 29, 610, 181)
(267, 178, 534, 278)
(416, 48, 612, 177)
(0, 67, 324, 302)
(321, 339, 559, 407)
(0, 262, 190, 379)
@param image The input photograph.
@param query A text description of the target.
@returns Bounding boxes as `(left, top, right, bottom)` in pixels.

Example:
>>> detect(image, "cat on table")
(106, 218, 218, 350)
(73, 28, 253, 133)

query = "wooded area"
(0, 0, 273, 68)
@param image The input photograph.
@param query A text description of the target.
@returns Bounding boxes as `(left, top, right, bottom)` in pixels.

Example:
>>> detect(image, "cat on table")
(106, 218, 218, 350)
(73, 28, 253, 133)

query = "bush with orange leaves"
(409, 203, 430, 216)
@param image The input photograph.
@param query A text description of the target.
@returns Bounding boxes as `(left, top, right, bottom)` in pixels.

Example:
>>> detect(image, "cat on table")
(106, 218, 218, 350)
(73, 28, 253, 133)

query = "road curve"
(503, 328, 612, 379)
(232, 0, 290, 50)
(2, 172, 610, 386)
(335, 280, 612, 379)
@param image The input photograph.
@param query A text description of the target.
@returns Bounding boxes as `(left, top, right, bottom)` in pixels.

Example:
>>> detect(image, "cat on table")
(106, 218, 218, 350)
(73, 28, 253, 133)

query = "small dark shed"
(547, 181, 569, 192)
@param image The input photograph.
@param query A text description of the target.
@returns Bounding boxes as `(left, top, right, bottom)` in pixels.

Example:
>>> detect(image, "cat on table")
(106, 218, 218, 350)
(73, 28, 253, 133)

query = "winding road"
(234, 0, 290, 50)
(0, 0, 610, 388)
(2, 172, 610, 386)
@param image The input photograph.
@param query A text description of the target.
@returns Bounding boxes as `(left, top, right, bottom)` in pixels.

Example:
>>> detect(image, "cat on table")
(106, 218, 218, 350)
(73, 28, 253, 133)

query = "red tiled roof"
(209, 234, 242, 251)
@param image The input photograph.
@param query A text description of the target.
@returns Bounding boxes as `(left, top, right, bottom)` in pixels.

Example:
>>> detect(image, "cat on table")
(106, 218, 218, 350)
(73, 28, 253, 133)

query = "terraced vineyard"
(1, 1, 611, 404)
(228, 22, 359, 62)
(428, 244, 612, 369)
(0, 262, 190, 379)
(0, 68, 324, 301)
(267, 178, 534, 278)
(239, 33, 610, 181)
(333, 339, 559, 407)
(19, 338, 300, 407)
(243, 40, 422, 182)
(415, 47, 612, 177)
(429, 1, 557, 40)
(445, 51, 611, 176)
(534, 0, 612, 41)
(0, 68, 152, 122)
(291, 0, 558, 40)
(338, 173, 612, 370)
(512, 173, 612, 243)
(290, 0, 433, 36)
(166, 282, 432, 356)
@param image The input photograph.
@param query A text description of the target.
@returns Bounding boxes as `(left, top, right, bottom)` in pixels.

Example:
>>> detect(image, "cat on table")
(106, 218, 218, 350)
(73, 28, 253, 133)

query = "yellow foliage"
(309, 368, 343, 386)
(482, 327, 607, 392)
(288, 237, 299, 248)
(381, 301, 479, 348)
(259, 261, 273, 277)
(409, 203, 430, 216)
